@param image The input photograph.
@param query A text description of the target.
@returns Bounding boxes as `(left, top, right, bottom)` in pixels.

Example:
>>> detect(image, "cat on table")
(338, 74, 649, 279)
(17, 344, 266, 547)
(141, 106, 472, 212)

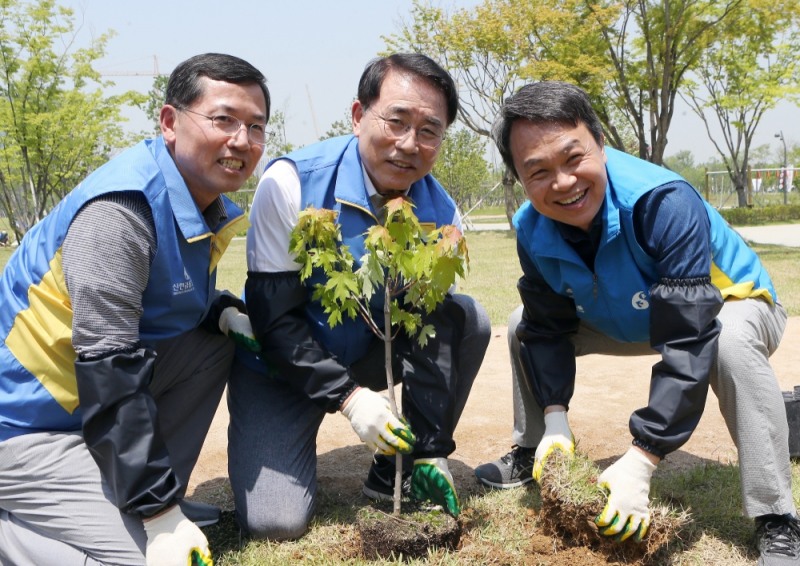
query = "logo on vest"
(631, 291, 649, 310)
(173, 267, 194, 295)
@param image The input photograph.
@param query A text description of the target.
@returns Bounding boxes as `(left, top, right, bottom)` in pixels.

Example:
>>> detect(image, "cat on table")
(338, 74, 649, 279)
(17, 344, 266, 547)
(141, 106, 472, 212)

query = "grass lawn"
(2, 228, 800, 564)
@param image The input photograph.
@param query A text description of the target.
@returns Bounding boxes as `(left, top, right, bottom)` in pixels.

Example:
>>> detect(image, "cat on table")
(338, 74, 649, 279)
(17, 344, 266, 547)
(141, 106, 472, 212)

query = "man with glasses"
(0, 53, 268, 565)
(229, 53, 490, 540)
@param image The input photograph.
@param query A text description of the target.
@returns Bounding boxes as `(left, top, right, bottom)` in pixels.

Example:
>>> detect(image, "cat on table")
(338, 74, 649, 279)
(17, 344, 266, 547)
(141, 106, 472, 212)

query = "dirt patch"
(356, 504, 461, 560)
(189, 318, 800, 562)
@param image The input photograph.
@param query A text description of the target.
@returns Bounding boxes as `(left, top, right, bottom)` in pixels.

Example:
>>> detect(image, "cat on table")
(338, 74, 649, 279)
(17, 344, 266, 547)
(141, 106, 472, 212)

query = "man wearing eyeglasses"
(229, 53, 491, 540)
(0, 53, 269, 565)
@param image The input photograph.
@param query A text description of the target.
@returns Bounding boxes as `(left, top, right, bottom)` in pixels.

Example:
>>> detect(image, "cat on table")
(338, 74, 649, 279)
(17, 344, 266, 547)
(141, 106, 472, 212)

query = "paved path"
(733, 224, 800, 247)
(466, 220, 800, 247)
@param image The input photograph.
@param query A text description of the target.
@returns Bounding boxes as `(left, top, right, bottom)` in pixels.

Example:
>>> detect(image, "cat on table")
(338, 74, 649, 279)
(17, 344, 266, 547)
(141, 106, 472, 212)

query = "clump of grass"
(537, 451, 691, 565)
(356, 503, 461, 560)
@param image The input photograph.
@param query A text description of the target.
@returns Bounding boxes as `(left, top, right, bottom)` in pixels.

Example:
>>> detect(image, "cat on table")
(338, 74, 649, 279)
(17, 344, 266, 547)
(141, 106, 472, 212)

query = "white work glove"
(218, 306, 260, 352)
(143, 505, 212, 566)
(340, 387, 416, 455)
(532, 410, 575, 482)
(595, 446, 658, 542)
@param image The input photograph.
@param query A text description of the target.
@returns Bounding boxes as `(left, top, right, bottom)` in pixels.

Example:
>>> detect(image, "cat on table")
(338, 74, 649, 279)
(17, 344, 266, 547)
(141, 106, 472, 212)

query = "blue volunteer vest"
(279, 135, 457, 365)
(0, 137, 245, 441)
(513, 147, 776, 342)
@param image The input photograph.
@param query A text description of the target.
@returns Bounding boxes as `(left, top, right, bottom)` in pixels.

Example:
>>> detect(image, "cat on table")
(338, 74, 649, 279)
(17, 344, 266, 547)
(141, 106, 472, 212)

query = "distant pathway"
(466, 218, 800, 248)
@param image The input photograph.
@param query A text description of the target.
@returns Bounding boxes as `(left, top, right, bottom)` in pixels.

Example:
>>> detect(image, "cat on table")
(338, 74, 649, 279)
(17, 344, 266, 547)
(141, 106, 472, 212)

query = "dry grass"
(537, 452, 691, 565)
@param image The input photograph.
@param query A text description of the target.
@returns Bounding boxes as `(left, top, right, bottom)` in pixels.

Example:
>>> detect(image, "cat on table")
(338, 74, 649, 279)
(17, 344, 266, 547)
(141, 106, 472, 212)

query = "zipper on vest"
(593, 273, 598, 299)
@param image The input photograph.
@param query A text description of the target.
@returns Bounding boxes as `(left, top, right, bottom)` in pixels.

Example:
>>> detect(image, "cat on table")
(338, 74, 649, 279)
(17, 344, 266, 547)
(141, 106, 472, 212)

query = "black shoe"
(362, 454, 412, 502)
(178, 499, 221, 528)
(756, 514, 800, 565)
(474, 445, 535, 489)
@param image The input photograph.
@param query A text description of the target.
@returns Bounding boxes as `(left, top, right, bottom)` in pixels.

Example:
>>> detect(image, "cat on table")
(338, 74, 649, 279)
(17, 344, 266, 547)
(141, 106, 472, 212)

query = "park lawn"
(2, 230, 800, 564)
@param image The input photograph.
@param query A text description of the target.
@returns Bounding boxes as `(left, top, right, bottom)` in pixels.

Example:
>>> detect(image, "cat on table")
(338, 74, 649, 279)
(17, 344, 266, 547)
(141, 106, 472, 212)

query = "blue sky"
(63, 0, 796, 165)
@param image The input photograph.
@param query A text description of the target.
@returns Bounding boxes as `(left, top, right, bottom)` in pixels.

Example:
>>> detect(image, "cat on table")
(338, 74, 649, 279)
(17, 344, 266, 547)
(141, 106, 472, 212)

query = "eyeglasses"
(177, 107, 268, 146)
(369, 109, 445, 150)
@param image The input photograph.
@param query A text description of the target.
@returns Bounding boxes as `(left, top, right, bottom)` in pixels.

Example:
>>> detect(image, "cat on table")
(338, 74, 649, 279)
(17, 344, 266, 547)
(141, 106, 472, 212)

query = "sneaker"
(362, 454, 412, 502)
(474, 445, 535, 489)
(756, 514, 800, 565)
(178, 499, 221, 528)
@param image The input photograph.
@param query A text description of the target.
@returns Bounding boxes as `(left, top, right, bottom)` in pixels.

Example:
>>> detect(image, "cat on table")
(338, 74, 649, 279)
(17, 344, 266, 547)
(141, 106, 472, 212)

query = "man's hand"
(595, 446, 658, 542)
(340, 388, 415, 455)
(410, 457, 460, 517)
(532, 410, 575, 482)
(218, 306, 260, 352)
(143, 505, 212, 566)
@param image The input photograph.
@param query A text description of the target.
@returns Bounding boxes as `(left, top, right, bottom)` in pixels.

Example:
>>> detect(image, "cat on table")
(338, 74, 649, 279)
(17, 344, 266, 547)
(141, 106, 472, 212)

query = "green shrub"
(719, 204, 800, 226)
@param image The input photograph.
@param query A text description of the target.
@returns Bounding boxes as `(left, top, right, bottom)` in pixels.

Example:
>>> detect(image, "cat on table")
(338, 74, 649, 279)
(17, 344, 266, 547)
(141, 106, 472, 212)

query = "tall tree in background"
(587, 0, 744, 164)
(432, 127, 490, 211)
(320, 108, 353, 141)
(0, 0, 143, 241)
(386, 0, 624, 225)
(140, 74, 169, 135)
(681, 0, 800, 206)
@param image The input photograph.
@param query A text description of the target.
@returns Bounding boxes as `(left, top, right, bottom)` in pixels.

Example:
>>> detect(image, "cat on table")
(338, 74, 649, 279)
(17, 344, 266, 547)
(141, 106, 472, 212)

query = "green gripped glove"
(218, 307, 261, 352)
(192, 549, 214, 566)
(410, 457, 460, 517)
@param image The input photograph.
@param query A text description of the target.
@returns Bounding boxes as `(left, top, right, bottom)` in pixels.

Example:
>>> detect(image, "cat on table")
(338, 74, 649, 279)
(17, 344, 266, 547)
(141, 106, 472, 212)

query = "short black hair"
(357, 53, 458, 126)
(493, 81, 603, 179)
(165, 53, 271, 121)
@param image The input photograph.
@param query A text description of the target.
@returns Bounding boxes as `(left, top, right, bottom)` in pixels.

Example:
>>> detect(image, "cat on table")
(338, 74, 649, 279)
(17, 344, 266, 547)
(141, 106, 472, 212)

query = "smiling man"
(474, 81, 798, 565)
(0, 53, 269, 565)
(229, 53, 491, 541)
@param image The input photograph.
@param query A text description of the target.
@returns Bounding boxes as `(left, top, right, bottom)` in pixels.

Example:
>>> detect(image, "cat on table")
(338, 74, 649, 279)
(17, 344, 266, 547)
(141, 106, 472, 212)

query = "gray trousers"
(0, 328, 233, 566)
(227, 294, 490, 540)
(509, 298, 793, 518)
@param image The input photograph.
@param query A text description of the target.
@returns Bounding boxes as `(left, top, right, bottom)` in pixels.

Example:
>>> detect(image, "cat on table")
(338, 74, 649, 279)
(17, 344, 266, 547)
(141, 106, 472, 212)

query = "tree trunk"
(502, 167, 518, 229)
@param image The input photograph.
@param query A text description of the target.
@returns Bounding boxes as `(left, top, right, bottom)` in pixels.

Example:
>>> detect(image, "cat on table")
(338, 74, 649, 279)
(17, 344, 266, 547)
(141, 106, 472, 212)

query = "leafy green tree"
(0, 0, 144, 240)
(681, 0, 800, 206)
(663, 149, 706, 191)
(320, 108, 353, 141)
(263, 109, 295, 161)
(585, 0, 745, 164)
(289, 199, 468, 516)
(138, 74, 169, 135)
(385, 0, 622, 225)
(432, 127, 489, 210)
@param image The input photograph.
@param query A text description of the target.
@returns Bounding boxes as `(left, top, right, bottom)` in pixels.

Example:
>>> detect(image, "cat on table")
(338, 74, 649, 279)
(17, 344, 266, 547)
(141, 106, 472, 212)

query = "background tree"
(663, 149, 706, 190)
(138, 73, 168, 135)
(320, 108, 353, 141)
(262, 109, 295, 160)
(681, 0, 800, 206)
(0, 0, 144, 241)
(386, 0, 632, 226)
(584, 0, 745, 164)
(432, 126, 490, 211)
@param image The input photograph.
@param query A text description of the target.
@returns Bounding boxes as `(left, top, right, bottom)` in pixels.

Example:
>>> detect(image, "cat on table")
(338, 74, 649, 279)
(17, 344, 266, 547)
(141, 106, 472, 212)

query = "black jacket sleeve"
(628, 183, 724, 457)
(75, 348, 181, 518)
(245, 270, 358, 412)
(515, 239, 581, 410)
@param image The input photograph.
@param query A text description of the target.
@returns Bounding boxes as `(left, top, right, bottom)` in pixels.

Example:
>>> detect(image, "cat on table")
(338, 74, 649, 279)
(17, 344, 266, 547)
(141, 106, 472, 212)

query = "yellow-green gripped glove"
(340, 387, 416, 455)
(143, 505, 213, 566)
(532, 410, 575, 482)
(595, 446, 657, 542)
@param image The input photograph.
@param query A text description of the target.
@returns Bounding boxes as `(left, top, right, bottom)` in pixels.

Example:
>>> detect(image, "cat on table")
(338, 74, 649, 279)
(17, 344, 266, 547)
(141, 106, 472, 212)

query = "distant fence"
(705, 167, 796, 209)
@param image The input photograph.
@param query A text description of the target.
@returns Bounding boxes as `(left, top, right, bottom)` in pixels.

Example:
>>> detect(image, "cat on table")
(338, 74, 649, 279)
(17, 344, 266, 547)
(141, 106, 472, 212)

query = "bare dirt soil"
(189, 318, 800, 564)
